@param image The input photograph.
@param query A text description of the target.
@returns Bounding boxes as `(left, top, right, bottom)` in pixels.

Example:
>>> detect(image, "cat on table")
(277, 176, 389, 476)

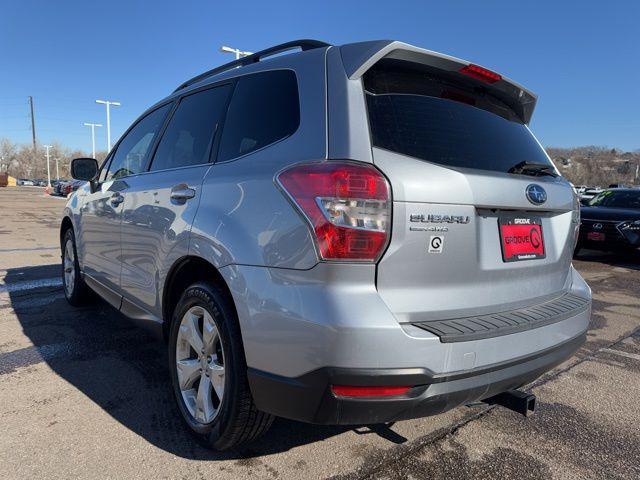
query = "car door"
(119, 83, 233, 317)
(79, 103, 172, 305)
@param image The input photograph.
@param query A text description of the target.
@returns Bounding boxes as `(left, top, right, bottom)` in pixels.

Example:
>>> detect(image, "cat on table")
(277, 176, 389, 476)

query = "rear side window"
(105, 104, 171, 181)
(150, 84, 232, 171)
(218, 70, 299, 162)
(365, 60, 552, 173)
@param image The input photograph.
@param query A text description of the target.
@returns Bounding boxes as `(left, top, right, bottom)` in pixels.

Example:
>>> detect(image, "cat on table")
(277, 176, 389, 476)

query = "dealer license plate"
(499, 217, 546, 262)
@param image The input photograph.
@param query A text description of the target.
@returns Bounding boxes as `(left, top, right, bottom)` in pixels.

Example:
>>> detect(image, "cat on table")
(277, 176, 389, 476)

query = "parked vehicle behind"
(50, 180, 68, 196)
(579, 186, 603, 202)
(60, 39, 591, 450)
(62, 179, 85, 196)
(576, 188, 640, 255)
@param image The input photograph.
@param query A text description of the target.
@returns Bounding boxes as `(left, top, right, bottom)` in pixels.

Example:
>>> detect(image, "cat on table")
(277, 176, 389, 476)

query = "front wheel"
(168, 282, 273, 450)
(62, 228, 91, 306)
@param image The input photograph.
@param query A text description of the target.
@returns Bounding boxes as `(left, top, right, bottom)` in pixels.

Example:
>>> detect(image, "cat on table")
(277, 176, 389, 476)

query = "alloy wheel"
(63, 239, 75, 297)
(175, 306, 225, 424)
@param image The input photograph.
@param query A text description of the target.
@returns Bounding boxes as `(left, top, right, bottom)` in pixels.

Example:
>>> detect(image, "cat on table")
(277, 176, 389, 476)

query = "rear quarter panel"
(189, 50, 329, 270)
(190, 155, 318, 269)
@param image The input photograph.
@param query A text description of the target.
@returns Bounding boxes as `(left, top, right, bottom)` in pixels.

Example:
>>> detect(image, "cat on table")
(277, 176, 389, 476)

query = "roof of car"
(169, 39, 538, 125)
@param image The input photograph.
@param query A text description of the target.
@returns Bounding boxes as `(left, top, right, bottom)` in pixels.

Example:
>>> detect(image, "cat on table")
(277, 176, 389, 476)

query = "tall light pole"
(83, 122, 103, 159)
(43, 145, 52, 187)
(95, 99, 120, 152)
(54, 157, 60, 180)
(220, 45, 252, 60)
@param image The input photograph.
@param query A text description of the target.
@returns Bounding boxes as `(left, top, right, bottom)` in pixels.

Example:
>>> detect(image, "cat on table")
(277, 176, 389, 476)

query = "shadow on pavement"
(575, 248, 640, 271)
(6, 264, 404, 460)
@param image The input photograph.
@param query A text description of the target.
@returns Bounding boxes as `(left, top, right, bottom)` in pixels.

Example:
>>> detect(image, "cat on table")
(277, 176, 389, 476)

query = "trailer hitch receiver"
(484, 389, 536, 417)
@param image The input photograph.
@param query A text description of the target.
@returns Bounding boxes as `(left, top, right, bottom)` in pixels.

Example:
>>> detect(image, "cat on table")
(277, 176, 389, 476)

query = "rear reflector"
(459, 64, 502, 84)
(331, 385, 411, 397)
(277, 161, 391, 261)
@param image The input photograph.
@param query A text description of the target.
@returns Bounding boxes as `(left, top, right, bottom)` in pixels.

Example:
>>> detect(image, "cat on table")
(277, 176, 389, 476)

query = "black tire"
(168, 282, 273, 451)
(61, 228, 92, 306)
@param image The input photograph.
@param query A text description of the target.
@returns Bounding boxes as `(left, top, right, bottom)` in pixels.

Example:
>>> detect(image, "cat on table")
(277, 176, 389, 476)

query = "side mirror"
(579, 198, 590, 206)
(70, 158, 98, 181)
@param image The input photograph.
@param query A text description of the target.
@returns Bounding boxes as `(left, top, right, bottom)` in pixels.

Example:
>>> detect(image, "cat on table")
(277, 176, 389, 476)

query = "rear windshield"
(364, 60, 552, 173)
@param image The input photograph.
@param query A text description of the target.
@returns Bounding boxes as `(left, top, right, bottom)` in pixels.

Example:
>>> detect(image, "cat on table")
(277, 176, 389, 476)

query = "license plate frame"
(498, 217, 546, 262)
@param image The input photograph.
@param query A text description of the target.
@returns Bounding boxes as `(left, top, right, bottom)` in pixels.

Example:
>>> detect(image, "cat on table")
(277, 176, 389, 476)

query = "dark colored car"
(576, 188, 640, 255)
(51, 180, 65, 196)
(63, 179, 85, 195)
(50, 180, 69, 196)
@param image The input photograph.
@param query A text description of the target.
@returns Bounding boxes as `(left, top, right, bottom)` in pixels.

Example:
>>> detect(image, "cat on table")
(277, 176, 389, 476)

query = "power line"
(28, 96, 36, 150)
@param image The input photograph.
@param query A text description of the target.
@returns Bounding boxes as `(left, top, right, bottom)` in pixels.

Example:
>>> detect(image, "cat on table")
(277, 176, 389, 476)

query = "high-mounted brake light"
(277, 162, 391, 261)
(331, 385, 411, 398)
(459, 64, 502, 84)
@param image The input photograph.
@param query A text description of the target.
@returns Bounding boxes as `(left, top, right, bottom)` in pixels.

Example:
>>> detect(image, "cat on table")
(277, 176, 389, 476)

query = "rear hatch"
(356, 49, 577, 323)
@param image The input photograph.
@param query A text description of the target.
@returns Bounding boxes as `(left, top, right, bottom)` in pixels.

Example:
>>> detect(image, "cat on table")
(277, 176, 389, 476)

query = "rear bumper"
(248, 333, 585, 424)
(221, 263, 591, 424)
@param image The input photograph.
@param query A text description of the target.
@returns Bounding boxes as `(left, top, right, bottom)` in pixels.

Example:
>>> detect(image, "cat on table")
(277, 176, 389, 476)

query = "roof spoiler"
(340, 40, 537, 124)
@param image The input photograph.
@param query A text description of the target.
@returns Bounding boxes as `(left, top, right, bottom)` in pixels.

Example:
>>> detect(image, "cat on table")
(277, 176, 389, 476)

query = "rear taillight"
(277, 161, 391, 262)
(459, 63, 502, 84)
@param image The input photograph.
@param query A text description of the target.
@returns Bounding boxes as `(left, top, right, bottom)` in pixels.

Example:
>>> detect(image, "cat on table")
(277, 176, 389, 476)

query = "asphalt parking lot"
(0, 186, 639, 480)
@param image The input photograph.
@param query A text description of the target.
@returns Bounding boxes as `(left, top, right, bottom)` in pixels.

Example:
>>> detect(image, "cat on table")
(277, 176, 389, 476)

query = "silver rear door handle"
(170, 184, 196, 201)
(110, 192, 124, 207)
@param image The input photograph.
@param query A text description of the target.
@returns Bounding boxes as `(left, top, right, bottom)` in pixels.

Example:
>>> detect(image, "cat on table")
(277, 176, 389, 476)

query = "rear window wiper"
(507, 161, 558, 177)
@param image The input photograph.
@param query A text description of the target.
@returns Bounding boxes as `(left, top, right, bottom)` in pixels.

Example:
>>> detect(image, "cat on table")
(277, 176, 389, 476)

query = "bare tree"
(0, 138, 107, 180)
(548, 146, 640, 186)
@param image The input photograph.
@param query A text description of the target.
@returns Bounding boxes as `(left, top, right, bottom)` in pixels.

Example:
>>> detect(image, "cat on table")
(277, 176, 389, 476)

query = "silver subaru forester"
(61, 39, 591, 450)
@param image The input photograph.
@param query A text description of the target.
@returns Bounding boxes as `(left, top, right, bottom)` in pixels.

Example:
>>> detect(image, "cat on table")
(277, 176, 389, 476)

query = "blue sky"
(1, 0, 639, 152)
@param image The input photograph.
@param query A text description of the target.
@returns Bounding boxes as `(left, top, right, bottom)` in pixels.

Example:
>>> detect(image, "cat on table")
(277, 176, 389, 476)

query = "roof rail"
(173, 39, 331, 93)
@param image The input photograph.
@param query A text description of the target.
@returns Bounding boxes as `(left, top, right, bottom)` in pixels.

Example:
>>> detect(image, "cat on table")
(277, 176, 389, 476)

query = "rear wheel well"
(162, 257, 236, 341)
